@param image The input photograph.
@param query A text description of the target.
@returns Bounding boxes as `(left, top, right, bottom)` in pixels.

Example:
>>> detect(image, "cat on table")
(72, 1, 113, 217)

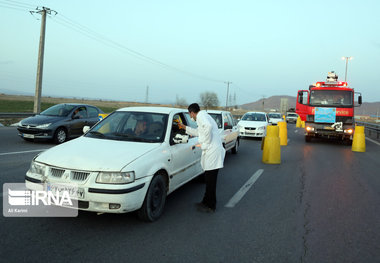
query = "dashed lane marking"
(225, 169, 264, 208)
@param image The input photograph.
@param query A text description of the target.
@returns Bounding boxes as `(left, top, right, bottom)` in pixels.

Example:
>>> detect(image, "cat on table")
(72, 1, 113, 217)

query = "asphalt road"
(0, 125, 379, 263)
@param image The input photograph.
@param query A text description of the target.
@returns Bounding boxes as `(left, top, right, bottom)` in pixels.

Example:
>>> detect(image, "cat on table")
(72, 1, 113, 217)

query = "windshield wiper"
(87, 131, 106, 138)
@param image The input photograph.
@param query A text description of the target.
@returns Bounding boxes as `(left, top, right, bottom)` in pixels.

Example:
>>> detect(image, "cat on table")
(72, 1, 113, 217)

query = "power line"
(4, 0, 35, 8)
(49, 13, 225, 83)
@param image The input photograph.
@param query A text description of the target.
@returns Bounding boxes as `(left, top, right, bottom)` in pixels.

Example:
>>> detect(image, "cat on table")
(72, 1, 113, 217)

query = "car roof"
(57, 103, 96, 107)
(116, 106, 186, 114)
(206, 110, 231, 114)
(244, 111, 266, 115)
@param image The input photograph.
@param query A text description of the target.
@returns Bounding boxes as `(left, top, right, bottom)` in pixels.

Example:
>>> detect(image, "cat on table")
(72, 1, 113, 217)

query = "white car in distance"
(238, 112, 269, 138)
(25, 107, 204, 222)
(267, 112, 283, 125)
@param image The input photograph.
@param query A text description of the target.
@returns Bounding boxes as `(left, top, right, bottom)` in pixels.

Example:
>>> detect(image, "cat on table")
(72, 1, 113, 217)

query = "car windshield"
(40, 104, 76, 117)
(86, 111, 168, 143)
(209, 113, 223, 128)
(309, 90, 353, 107)
(242, 113, 266, 122)
(287, 113, 297, 117)
(268, 113, 281, 118)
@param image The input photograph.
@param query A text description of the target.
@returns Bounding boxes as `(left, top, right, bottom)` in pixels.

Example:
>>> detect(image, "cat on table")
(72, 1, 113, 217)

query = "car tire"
(138, 174, 167, 222)
(305, 135, 312, 142)
(54, 127, 67, 144)
(231, 139, 239, 154)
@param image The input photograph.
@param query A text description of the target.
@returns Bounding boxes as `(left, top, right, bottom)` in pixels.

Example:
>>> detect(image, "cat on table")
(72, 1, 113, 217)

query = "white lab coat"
(186, 110, 225, 171)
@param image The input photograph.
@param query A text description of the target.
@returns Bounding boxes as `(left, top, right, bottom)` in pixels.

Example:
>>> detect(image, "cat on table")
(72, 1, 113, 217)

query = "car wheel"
(231, 139, 239, 154)
(138, 174, 167, 222)
(305, 135, 312, 142)
(54, 127, 67, 144)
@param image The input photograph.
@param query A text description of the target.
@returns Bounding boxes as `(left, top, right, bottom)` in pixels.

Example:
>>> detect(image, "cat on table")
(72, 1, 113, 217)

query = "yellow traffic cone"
(352, 125, 366, 152)
(262, 126, 281, 164)
(301, 121, 306, 128)
(278, 121, 288, 146)
(296, 116, 302, 127)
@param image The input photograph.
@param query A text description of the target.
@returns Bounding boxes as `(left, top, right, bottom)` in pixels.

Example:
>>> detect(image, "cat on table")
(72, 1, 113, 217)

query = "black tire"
(305, 135, 312, 142)
(138, 174, 167, 222)
(231, 139, 239, 154)
(22, 138, 34, 142)
(54, 127, 67, 144)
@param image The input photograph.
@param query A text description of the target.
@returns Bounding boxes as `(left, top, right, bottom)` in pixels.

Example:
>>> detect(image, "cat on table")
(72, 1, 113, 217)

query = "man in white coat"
(178, 103, 225, 212)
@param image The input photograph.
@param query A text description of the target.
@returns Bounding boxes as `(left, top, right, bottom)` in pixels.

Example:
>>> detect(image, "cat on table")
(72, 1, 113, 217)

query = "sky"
(1, 0, 380, 105)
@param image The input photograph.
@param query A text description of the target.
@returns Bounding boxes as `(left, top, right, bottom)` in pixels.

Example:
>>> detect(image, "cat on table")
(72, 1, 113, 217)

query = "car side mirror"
(83, 126, 90, 134)
(173, 134, 189, 144)
(73, 115, 80, 119)
(358, 95, 362, 105)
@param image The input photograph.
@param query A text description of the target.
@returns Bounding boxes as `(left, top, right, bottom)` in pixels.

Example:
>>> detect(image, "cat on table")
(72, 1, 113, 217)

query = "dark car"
(17, 103, 104, 144)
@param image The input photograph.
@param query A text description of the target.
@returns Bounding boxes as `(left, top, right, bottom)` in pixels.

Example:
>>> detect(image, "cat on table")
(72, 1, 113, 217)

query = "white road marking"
(287, 139, 290, 144)
(0, 149, 48, 156)
(365, 137, 380, 146)
(225, 169, 264, 208)
(294, 130, 298, 133)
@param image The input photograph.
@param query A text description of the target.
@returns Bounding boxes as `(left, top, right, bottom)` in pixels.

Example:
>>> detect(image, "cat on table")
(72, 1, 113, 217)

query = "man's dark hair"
(188, 103, 200, 113)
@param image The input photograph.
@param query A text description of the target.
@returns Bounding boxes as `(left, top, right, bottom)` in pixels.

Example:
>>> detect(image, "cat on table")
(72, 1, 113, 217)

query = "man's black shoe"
(195, 202, 215, 213)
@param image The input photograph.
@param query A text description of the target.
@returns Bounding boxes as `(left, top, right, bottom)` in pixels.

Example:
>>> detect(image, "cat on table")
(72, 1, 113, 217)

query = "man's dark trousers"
(202, 169, 219, 210)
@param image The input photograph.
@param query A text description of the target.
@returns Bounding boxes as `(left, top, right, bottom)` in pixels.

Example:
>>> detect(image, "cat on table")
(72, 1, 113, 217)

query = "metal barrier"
(0, 113, 35, 118)
(355, 121, 380, 140)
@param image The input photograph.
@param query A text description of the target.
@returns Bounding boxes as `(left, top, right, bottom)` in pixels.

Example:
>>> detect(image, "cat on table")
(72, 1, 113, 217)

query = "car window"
(87, 111, 168, 143)
(184, 112, 197, 128)
(40, 104, 76, 117)
(87, 106, 99, 118)
(242, 113, 266, 122)
(209, 113, 223, 129)
(226, 113, 235, 127)
(170, 113, 189, 145)
(73, 107, 87, 118)
(268, 113, 281, 118)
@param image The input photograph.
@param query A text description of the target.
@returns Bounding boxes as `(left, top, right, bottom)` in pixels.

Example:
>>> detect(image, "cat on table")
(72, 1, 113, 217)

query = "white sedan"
(238, 112, 269, 138)
(25, 107, 203, 222)
(267, 112, 283, 125)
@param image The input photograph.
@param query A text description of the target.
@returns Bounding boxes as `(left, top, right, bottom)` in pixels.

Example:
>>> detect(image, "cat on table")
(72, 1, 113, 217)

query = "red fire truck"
(296, 72, 362, 143)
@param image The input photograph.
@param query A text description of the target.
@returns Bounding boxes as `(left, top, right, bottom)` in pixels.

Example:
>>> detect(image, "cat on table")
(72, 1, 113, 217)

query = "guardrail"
(0, 113, 35, 118)
(355, 121, 380, 139)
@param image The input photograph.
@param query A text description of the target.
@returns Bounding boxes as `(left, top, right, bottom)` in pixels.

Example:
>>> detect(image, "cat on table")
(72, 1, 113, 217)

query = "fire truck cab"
(296, 72, 362, 143)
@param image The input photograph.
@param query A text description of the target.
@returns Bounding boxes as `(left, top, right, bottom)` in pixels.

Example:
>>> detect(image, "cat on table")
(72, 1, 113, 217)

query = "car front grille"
(245, 127, 256, 130)
(71, 171, 90, 181)
(50, 168, 65, 178)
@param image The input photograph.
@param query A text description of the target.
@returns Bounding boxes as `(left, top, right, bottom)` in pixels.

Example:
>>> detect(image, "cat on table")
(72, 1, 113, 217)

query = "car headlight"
(257, 126, 266, 130)
(96, 171, 135, 184)
(36, 123, 51, 129)
(28, 160, 46, 177)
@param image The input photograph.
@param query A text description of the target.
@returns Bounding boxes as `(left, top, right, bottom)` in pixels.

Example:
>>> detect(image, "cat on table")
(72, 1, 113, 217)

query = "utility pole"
(342, 56, 353, 82)
(30, 7, 56, 113)
(224, 81, 232, 110)
(145, 86, 149, 103)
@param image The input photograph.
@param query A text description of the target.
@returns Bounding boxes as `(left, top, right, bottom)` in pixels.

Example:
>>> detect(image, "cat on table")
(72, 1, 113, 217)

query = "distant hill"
(241, 95, 380, 116)
(241, 95, 296, 112)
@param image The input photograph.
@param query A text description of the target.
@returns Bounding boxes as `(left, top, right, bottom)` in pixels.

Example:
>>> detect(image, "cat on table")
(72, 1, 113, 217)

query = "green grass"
(0, 99, 118, 114)
(0, 100, 55, 112)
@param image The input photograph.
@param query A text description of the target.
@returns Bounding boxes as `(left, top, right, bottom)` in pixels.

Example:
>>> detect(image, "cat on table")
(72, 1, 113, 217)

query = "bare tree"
(175, 95, 188, 107)
(200, 92, 219, 108)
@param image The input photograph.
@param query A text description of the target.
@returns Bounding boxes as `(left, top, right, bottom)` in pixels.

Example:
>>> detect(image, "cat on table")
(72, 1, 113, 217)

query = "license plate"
(246, 130, 255, 134)
(23, 134, 35, 139)
(324, 126, 335, 130)
(46, 183, 85, 200)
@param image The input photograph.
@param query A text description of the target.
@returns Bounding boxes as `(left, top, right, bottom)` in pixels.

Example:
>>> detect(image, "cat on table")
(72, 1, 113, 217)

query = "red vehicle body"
(296, 72, 362, 143)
